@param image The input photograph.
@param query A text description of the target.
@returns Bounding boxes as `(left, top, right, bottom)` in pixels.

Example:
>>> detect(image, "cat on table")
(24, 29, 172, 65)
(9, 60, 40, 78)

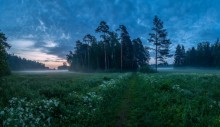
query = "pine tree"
(108, 31, 120, 69)
(132, 38, 150, 69)
(181, 45, 186, 65)
(67, 22, 154, 72)
(0, 31, 11, 76)
(212, 39, 220, 67)
(148, 16, 171, 71)
(118, 25, 133, 71)
(83, 34, 96, 69)
(96, 21, 109, 71)
(174, 44, 185, 66)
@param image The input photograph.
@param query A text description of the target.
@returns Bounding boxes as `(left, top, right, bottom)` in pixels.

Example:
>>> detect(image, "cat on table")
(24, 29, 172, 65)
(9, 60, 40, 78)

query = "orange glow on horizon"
(42, 61, 67, 69)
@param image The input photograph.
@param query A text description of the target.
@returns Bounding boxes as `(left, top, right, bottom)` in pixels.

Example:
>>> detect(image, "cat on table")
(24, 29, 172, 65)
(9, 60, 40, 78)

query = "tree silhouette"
(7, 54, 49, 71)
(0, 31, 11, 76)
(177, 39, 220, 68)
(96, 21, 109, 71)
(132, 38, 150, 69)
(118, 25, 133, 71)
(67, 21, 150, 72)
(83, 34, 96, 69)
(148, 16, 171, 71)
(174, 44, 185, 66)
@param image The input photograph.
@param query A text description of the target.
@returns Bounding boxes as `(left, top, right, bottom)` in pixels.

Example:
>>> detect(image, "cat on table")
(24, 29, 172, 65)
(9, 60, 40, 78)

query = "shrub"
(139, 65, 156, 73)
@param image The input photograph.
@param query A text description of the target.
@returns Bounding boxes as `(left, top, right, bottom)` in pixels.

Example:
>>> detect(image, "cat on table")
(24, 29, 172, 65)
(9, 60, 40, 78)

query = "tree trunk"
(121, 42, 123, 72)
(104, 42, 107, 71)
(155, 33, 158, 72)
(155, 45, 158, 72)
(87, 45, 89, 69)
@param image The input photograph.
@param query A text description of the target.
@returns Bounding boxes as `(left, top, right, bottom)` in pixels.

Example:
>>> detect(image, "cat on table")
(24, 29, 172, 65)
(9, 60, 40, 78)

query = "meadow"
(0, 71, 220, 126)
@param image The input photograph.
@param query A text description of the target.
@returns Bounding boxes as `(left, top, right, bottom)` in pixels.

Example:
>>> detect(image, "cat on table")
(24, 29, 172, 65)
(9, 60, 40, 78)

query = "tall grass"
(0, 72, 220, 126)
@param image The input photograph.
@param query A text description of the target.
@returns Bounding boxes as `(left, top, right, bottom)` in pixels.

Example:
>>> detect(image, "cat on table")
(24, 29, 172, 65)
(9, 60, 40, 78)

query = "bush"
(138, 65, 156, 73)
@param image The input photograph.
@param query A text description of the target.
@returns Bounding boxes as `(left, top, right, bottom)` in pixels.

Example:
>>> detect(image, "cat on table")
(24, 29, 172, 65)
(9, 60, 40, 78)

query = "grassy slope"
(0, 72, 220, 126)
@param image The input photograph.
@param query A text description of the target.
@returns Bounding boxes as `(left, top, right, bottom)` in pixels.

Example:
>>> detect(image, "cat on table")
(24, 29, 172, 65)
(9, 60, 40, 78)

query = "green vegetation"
(0, 31, 10, 77)
(174, 39, 220, 67)
(0, 72, 220, 126)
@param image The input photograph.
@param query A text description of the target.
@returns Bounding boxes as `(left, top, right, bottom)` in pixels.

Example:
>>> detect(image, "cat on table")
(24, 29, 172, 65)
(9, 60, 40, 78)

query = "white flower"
(0, 111, 4, 116)
(47, 117, 51, 124)
(35, 118, 41, 124)
(54, 100, 59, 107)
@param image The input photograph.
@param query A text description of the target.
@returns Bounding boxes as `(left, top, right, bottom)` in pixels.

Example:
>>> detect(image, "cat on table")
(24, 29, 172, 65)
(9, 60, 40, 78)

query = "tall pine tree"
(96, 21, 109, 71)
(148, 16, 171, 71)
(118, 25, 133, 71)
(83, 34, 96, 69)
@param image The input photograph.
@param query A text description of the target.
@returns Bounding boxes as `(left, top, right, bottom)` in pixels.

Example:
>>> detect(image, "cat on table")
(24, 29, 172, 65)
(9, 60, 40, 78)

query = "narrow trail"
(115, 74, 137, 127)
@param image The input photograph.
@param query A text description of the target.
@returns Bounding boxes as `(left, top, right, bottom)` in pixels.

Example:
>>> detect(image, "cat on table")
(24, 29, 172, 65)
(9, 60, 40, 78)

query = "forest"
(1, 16, 220, 75)
(174, 39, 220, 67)
(66, 16, 171, 72)
(7, 54, 49, 71)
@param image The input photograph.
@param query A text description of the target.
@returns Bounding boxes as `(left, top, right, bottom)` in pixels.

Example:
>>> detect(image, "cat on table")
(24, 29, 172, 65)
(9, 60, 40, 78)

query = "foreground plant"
(0, 98, 64, 127)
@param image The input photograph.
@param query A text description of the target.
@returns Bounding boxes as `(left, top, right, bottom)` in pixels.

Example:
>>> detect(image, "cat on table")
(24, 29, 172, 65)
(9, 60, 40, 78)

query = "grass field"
(0, 71, 220, 126)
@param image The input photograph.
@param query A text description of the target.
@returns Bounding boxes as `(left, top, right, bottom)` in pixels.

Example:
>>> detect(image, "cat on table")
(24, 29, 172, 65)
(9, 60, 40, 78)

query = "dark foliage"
(174, 44, 185, 66)
(148, 16, 172, 71)
(67, 21, 150, 72)
(57, 62, 68, 70)
(138, 65, 156, 73)
(7, 54, 49, 71)
(0, 31, 11, 77)
(174, 39, 220, 67)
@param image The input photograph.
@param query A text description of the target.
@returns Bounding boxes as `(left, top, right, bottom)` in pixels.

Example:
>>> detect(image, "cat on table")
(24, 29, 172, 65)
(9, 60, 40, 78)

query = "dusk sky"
(1, 0, 220, 68)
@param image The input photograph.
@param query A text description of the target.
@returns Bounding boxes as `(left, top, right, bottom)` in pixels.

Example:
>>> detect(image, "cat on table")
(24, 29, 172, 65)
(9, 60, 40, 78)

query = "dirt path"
(115, 74, 136, 127)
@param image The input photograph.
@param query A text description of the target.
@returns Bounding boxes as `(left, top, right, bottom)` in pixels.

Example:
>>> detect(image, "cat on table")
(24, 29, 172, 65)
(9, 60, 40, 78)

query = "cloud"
(44, 41, 57, 48)
(2, 0, 220, 67)
(60, 33, 70, 40)
(10, 39, 35, 49)
(8, 38, 66, 68)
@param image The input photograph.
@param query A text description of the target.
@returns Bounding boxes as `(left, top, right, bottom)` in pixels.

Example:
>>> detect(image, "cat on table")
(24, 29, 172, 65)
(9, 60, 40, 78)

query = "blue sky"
(0, 0, 220, 68)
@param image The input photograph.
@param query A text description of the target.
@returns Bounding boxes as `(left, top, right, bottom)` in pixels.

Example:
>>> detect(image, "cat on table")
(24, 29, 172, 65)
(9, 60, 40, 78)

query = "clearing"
(0, 71, 220, 126)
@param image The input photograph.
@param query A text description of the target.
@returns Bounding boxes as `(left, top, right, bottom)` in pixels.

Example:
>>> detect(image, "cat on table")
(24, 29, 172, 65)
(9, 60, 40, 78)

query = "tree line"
(66, 22, 150, 72)
(7, 54, 49, 71)
(1, 14, 220, 76)
(174, 39, 220, 67)
(67, 16, 171, 72)
(0, 31, 49, 77)
(0, 31, 11, 77)
(0, 16, 172, 76)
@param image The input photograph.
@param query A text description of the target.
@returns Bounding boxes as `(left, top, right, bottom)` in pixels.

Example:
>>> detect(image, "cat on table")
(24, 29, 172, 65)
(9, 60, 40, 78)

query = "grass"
(0, 71, 220, 126)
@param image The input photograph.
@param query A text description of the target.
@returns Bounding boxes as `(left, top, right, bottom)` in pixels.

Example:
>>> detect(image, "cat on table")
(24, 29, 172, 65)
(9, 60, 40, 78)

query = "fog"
(11, 68, 220, 74)
(158, 67, 220, 74)
(13, 70, 70, 74)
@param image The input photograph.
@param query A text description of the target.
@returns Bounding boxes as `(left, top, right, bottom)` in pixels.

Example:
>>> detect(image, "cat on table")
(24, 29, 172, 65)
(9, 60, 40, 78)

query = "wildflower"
(35, 118, 40, 124)
(0, 111, 4, 116)
(54, 100, 59, 107)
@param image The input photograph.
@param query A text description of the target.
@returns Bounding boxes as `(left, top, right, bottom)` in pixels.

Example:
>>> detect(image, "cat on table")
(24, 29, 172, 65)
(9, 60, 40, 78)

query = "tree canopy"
(148, 16, 171, 71)
(7, 54, 49, 71)
(67, 21, 150, 72)
(174, 39, 220, 67)
(0, 31, 11, 76)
